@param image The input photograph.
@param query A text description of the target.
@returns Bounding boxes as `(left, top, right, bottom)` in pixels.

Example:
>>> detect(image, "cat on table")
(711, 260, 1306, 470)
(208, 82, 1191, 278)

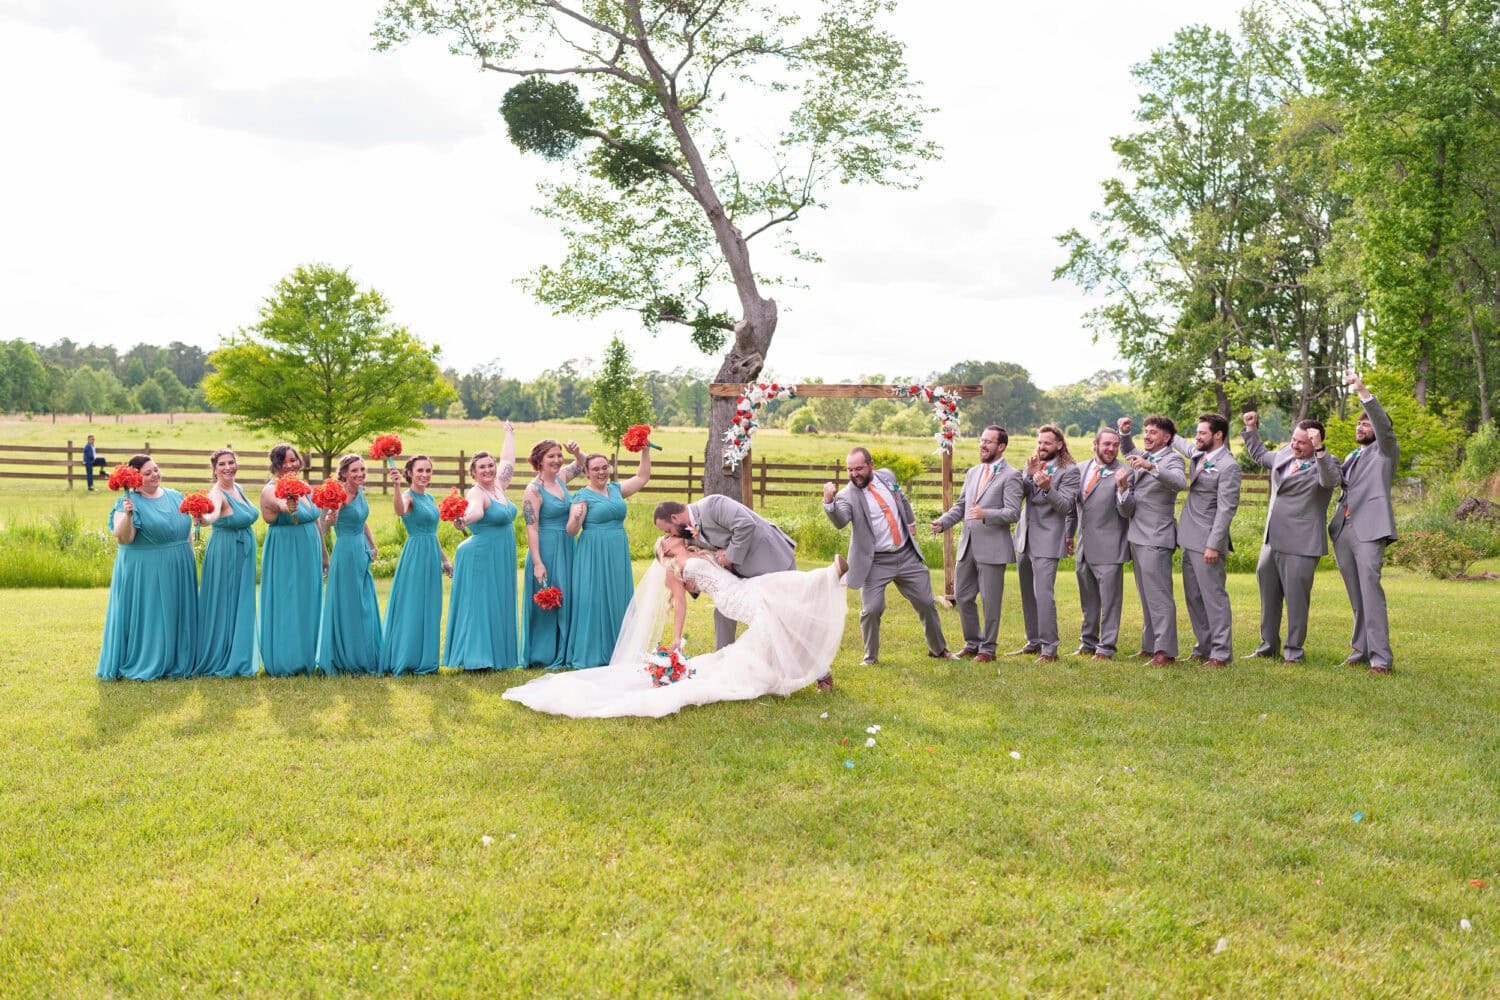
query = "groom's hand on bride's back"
(822, 482, 838, 503)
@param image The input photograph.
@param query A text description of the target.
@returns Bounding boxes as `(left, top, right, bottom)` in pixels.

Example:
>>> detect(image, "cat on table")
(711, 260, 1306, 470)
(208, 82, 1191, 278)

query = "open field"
(2, 565, 1498, 996)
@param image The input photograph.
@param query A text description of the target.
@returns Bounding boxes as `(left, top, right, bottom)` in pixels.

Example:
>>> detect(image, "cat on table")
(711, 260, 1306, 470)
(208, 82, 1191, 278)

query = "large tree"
(203, 264, 455, 477)
(373, 0, 937, 497)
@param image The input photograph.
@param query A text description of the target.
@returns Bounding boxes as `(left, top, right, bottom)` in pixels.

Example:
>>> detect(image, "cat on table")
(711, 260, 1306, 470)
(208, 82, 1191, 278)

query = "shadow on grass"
(85, 676, 195, 747)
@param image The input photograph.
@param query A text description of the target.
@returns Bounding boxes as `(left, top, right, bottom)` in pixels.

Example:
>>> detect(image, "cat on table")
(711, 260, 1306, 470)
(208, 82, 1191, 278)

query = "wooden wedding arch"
(708, 382, 984, 602)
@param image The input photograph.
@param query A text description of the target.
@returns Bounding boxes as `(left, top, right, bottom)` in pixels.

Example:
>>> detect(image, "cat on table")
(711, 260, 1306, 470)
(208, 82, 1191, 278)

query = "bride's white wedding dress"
(503, 558, 848, 718)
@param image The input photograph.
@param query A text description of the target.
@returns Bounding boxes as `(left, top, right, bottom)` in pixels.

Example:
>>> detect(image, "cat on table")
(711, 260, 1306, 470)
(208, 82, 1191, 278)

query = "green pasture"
(2, 565, 1497, 996)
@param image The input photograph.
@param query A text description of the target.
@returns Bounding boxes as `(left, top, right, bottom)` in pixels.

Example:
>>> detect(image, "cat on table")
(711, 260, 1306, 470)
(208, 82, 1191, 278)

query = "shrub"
(866, 448, 928, 490)
(1389, 530, 1481, 578)
(1461, 424, 1500, 482)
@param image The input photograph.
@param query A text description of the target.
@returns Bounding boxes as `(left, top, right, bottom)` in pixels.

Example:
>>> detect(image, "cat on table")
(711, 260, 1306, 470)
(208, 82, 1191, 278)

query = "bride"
(503, 536, 850, 718)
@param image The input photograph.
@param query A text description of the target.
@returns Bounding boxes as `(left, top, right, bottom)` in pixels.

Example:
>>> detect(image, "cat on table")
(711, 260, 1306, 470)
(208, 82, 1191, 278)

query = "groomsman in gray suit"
(1329, 369, 1400, 674)
(1007, 425, 1082, 663)
(1178, 413, 1242, 666)
(931, 425, 1023, 662)
(654, 496, 797, 650)
(1242, 412, 1341, 664)
(1064, 427, 1132, 660)
(1116, 415, 1187, 665)
(825, 447, 957, 665)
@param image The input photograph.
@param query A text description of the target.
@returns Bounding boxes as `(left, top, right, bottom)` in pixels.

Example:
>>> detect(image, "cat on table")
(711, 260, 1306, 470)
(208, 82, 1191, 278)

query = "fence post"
(144, 440, 151, 455)
(65, 439, 74, 490)
(758, 453, 767, 506)
(458, 450, 467, 491)
(740, 448, 754, 510)
(687, 455, 695, 500)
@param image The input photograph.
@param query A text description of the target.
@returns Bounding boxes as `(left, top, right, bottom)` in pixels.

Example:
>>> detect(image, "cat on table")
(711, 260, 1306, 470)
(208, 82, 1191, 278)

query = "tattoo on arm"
(498, 461, 515, 485)
(522, 497, 537, 525)
(560, 461, 579, 481)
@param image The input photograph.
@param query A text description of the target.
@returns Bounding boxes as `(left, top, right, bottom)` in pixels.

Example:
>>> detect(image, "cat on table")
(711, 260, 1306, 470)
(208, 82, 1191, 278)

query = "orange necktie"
(869, 484, 903, 547)
(1083, 463, 1102, 498)
(974, 463, 993, 500)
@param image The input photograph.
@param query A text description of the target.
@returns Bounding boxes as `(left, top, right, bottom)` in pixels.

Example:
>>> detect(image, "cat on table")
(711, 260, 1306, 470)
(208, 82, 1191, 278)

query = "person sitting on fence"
(82, 435, 107, 490)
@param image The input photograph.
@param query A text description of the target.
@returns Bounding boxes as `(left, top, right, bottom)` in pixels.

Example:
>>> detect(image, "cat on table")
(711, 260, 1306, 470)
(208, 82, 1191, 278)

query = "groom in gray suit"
(1242, 412, 1341, 664)
(1178, 413, 1242, 667)
(1329, 369, 1400, 674)
(1065, 427, 1132, 660)
(1117, 415, 1187, 665)
(824, 447, 956, 665)
(930, 425, 1023, 662)
(654, 496, 797, 650)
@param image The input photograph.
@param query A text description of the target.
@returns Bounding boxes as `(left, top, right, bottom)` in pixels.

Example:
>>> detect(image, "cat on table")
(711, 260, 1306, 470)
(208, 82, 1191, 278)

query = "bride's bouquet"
(645, 644, 694, 687)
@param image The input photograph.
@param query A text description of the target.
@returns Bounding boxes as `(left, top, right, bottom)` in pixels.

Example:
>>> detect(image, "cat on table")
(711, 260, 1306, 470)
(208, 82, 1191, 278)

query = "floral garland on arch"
(895, 383, 962, 454)
(722, 380, 796, 471)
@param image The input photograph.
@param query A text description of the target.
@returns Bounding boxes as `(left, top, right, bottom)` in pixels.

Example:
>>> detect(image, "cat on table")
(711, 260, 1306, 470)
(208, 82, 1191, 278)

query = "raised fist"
(1242, 411, 1259, 431)
(822, 482, 837, 503)
(1116, 416, 1132, 436)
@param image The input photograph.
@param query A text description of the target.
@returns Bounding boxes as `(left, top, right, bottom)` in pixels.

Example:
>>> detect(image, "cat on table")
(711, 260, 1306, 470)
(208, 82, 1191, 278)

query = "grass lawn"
(2, 565, 1497, 996)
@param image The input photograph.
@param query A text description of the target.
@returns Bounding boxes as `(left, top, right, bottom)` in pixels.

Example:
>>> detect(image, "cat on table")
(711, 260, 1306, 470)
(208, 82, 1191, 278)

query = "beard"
(1356, 427, 1375, 445)
(675, 524, 694, 539)
(849, 470, 871, 489)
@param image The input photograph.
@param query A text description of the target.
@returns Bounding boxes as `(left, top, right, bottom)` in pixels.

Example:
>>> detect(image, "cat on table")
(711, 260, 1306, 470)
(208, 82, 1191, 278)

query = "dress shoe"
(1147, 653, 1176, 667)
(955, 647, 979, 660)
(1037, 654, 1059, 664)
(974, 653, 996, 663)
(928, 649, 960, 660)
(1007, 644, 1042, 656)
(860, 657, 877, 666)
(1199, 658, 1228, 669)
(1368, 664, 1392, 675)
(1251, 650, 1281, 660)
(816, 673, 833, 691)
(1090, 653, 1113, 661)
(1134, 650, 1153, 660)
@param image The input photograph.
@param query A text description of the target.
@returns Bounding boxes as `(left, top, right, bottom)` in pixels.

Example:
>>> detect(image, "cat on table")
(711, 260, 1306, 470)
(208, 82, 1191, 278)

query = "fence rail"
(2, 440, 1273, 504)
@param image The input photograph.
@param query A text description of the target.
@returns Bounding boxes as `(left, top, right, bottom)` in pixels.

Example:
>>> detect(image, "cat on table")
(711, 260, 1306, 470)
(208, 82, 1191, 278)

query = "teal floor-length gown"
(316, 488, 382, 675)
(259, 495, 323, 677)
(98, 489, 198, 681)
(443, 493, 521, 670)
(195, 484, 260, 677)
(522, 480, 575, 669)
(564, 483, 635, 669)
(379, 490, 444, 676)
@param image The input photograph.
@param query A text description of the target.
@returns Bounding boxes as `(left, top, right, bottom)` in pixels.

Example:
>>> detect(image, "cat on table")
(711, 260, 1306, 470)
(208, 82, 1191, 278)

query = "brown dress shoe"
(955, 648, 979, 660)
(1037, 654, 1059, 664)
(1007, 644, 1042, 656)
(1090, 653, 1113, 661)
(974, 653, 996, 663)
(1368, 664, 1392, 675)
(1148, 653, 1176, 667)
(816, 673, 833, 691)
(1200, 658, 1228, 669)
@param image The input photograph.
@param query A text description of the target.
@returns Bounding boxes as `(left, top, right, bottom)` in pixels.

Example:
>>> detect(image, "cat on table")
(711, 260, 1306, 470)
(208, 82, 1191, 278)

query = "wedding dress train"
(503, 558, 847, 718)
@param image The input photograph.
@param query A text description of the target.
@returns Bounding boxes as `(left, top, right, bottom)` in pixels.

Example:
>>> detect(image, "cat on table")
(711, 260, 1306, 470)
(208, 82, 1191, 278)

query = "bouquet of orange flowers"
(438, 487, 469, 536)
(533, 585, 563, 610)
(622, 424, 661, 453)
(310, 478, 349, 513)
(370, 434, 403, 469)
(179, 492, 215, 542)
(275, 475, 313, 524)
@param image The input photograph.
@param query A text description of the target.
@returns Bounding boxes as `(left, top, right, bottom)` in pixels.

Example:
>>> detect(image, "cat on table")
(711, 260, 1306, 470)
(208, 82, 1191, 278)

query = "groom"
(653, 496, 797, 650)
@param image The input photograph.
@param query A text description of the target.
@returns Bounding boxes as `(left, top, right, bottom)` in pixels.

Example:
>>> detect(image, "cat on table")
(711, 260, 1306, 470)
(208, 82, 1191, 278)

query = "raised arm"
(389, 469, 412, 516)
(559, 439, 584, 483)
(822, 482, 853, 529)
(619, 445, 652, 498)
(1239, 412, 1274, 470)
(497, 421, 517, 490)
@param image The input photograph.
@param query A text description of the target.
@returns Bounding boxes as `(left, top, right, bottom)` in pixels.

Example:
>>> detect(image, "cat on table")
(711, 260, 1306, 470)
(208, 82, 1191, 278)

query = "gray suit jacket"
(689, 494, 796, 577)
(824, 468, 922, 589)
(1117, 445, 1186, 549)
(1066, 458, 1131, 565)
(1020, 462, 1082, 559)
(936, 459, 1022, 564)
(1178, 444, 1241, 552)
(1329, 397, 1400, 544)
(1243, 430, 1340, 557)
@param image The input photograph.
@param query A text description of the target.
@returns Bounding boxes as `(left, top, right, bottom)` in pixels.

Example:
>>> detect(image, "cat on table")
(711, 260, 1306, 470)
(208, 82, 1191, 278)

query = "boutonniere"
(688, 523, 700, 540)
(1201, 460, 1217, 471)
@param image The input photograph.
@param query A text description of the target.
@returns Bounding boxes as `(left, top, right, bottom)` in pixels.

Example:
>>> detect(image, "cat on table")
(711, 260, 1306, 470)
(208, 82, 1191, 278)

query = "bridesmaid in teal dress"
(194, 448, 260, 677)
(257, 444, 328, 677)
(316, 454, 383, 675)
(521, 437, 585, 668)
(98, 455, 199, 681)
(379, 454, 451, 676)
(563, 447, 653, 668)
(444, 423, 522, 670)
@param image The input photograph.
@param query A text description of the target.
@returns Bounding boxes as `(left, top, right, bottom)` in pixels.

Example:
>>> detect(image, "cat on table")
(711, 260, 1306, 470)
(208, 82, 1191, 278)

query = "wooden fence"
(2, 441, 1273, 504)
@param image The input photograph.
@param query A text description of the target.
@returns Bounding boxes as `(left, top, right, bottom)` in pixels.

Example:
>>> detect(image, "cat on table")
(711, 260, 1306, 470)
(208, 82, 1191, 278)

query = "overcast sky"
(1, 0, 1246, 389)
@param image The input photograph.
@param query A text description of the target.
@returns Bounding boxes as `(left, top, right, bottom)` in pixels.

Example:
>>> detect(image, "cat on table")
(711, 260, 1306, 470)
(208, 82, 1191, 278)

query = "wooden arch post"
(708, 383, 983, 603)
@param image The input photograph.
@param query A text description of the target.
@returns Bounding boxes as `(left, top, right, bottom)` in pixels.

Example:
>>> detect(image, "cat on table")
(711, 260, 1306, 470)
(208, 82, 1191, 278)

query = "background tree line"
(1056, 0, 1500, 440)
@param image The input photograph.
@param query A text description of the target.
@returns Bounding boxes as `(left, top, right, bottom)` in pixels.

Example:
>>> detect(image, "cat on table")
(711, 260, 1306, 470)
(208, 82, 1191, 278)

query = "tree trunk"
(703, 301, 778, 499)
(1462, 279, 1492, 425)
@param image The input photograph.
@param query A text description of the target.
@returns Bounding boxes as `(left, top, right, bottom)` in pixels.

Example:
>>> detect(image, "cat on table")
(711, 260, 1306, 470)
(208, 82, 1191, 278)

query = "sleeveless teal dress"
(259, 494, 323, 676)
(523, 480, 575, 668)
(443, 492, 521, 670)
(564, 483, 634, 669)
(316, 488, 382, 675)
(194, 484, 259, 677)
(98, 488, 198, 681)
(379, 490, 444, 676)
